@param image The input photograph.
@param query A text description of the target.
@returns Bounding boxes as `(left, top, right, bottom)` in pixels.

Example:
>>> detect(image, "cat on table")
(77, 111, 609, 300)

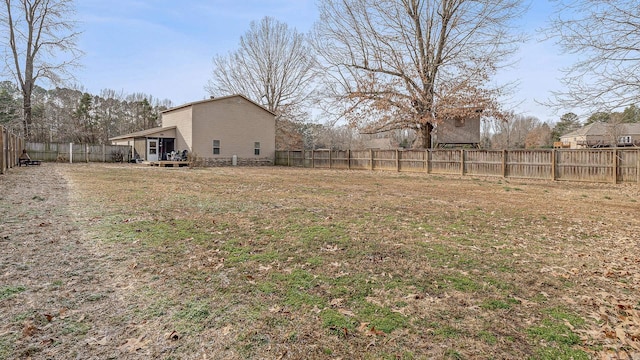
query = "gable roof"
(562, 122, 640, 138)
(162, 94, 277, 116)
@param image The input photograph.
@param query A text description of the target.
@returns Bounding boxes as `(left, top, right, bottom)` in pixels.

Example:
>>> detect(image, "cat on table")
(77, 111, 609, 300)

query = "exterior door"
(147, 138, 159, 162)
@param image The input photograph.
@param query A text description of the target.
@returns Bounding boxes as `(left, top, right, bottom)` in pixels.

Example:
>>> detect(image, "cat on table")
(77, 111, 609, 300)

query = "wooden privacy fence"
(1, 125, 25, 175)
(25, 142, 133, 163)
(276, 148, 640, 184)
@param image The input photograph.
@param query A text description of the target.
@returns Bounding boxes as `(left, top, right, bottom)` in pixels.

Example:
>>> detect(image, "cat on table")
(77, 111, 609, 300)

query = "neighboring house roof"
(162, 94, 277, 116)
(562, 122, 640, 138)
(109, 126, 176, 141)
(364, 138, 395, 149)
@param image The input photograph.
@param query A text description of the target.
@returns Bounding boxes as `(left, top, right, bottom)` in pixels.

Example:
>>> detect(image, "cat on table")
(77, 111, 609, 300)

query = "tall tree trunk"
(419, 124, 433, 149)
(22, 86, 32, 139)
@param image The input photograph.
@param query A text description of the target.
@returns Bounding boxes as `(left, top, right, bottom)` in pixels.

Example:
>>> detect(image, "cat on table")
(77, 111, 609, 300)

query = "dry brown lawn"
(1, 163, 639, 359)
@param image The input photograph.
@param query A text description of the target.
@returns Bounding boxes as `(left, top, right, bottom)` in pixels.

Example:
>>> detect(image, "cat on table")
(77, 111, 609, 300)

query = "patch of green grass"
(104, 219, 212, 247)
(485, 277, 516, 291)
(0, 334, 15, 359)
(283, 289, 325, 309)
(444, 348, 464, 359)
(256, 281, 277, 294)
(306, 256, 323, 267)
(222, 240, 251, 263)
(527, 318, 580, 346)
(328, 275, 375, 301)
(174, 300, 211, 333)
(544, 306, 586, 327)
(12, 311, 32, 323)
(296, 224, 350, 246)
(272, 269, 318, 290)
(440, 274, 482, 292)
(478, 330, 497, 344)
(418, 243, 460, 267)
(49, 280, 64, 289)
(143, 298, 175, 319)
(319, 309, 357, 335)
(530, 345, 590, 360)
(532, 293, 548, 303)
(481, 299, 512, 310)
(62, 320, 91, 335)
(356, 302, 408, 333)
(432, 323, 463, 339)
(85, 293, 107, 302)
(250, 250, 282, 263)
(0, 285, 26, 301)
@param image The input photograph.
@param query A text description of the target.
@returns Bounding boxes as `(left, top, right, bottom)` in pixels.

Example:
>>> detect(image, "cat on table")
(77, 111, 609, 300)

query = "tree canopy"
(206, 16, 317, 123)
(546, 0, 640, 112)
(312, 0, 526, 148)
(1, 0, 82, 138)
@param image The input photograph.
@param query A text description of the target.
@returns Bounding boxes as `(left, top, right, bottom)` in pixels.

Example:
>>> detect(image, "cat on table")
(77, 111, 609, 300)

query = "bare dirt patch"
(1, 163, 639, 359)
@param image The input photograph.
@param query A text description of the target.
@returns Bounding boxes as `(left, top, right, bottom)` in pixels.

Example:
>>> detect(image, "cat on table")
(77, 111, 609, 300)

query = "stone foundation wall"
(197, 157, 274, 167)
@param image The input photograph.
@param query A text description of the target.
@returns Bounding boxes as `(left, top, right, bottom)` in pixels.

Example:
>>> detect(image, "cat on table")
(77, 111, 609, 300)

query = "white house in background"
(110, 94, 276, 165)
(560, 122, 640, 149)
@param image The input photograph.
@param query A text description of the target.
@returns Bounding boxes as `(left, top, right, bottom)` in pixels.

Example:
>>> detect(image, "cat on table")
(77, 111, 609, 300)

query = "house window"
(254, 142, 260, 156)
(213, 140, 220, 155)
(618, 136, 631, 145)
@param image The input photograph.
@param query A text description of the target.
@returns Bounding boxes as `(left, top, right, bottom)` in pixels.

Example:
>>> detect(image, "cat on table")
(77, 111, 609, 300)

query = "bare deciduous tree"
(546, 0, 640, 112)
(1, 0, 82, 139)
(490, 113, 544, 149)
(206, 16, 317, 123)
(313, 0, 525, 148)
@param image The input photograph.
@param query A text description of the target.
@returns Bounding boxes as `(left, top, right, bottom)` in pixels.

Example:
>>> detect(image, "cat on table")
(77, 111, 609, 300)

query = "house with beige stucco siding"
(560, 122, 640, 149)
(110, 94, 276, 165)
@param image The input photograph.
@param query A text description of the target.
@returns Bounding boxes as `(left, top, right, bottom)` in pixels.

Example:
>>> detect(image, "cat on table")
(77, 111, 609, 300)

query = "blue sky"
(74, 0, 572, 124)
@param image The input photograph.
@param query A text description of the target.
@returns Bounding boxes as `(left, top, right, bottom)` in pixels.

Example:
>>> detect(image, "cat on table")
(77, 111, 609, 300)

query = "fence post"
(103, 144, 106, 162)
(612, 148, 618, 184)
(551, 149, 557, 181)
(347, 149, 351, 170)
(329, 150, 332, 169)
(85, 143, 89, 163)
(637, 149, 640, 185)
(460, 149, 465, 175)
(396, 149, 400, 172)
(69, 142, 73, 163)
(311, 150, 315, 168)
(425, 149, 430, 174)
(370, 149, 374, 171)
(0, 127, 4, 174)
(502, 149, 507, 178)
(0, 126, 5, 174)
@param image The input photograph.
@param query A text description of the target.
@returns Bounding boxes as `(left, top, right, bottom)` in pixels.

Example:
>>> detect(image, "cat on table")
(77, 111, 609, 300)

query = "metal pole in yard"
(69, 142, 73, 164)
(502, 149, 507, 178)
(551, 149, 557, 181)
(612, 148, 618, 184)
(637, 149, 640, 185)
(460, 149, 465, 176)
